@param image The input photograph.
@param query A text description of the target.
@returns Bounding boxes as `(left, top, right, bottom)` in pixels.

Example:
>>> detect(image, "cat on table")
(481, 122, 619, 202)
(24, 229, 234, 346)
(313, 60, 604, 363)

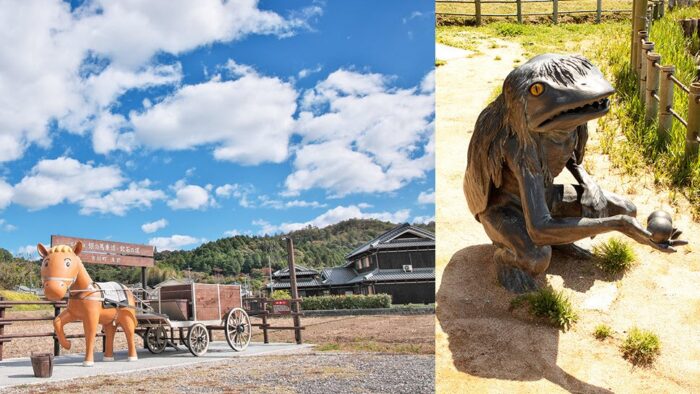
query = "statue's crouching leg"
(479, 202, 552, 293)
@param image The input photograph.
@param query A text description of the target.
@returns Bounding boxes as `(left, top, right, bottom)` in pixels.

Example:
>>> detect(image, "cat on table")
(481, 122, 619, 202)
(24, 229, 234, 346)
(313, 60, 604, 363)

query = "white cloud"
(420, 70, 435, 93)
(258, 196, 326, 210)
(0, 219, 16, 232)
(12, 157, 124, 210)
(0, 180, 12, 210)
(0, 0, 318, 162)
(79, 180, 166, 216)
(298, 65, 323, 79)
(289, 69, 434, 197)
(418, 190, 435, 204)
(131, 69, 297, 165)
(252, 219, 280, 236)
(167, 180, 214, 210)
(223, 229, 240, 237)
(141, 218, 169, 234)
(413, 215, 435, 224)
(216, 183, 254, 208)
(254, 204, 411, 234)
(285, 200, 327, 208)
(148, 234, 205, 251)
(403, 11, 424, 24)
(15, 245, 38, 259)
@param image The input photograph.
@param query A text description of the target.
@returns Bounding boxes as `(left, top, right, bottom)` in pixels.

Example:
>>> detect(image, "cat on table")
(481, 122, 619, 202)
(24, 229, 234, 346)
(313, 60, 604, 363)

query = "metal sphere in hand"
(647, 210, 673, 244)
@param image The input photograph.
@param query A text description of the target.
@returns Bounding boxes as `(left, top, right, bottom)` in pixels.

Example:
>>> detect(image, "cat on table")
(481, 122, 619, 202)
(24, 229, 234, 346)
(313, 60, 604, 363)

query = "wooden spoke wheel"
(186, 323, 209, 357)
(225, 307, 251, 352)
(145, 326, 168, 354)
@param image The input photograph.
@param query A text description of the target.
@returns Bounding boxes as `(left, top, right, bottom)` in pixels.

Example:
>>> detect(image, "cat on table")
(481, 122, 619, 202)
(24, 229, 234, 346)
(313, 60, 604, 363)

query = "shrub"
(270, 290, 291, 300)
(0, 290, 51, 311)
(593, 238, 636, 275)
(301, 294, 392, 310)
(510, 288, 578, 331)
(621, 327, 661, 367)
(593, 324, 613, 340)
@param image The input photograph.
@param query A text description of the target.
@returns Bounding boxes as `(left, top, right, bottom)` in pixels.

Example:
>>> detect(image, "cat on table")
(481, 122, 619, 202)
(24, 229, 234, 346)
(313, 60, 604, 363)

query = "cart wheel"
(145, 326, 167, 354)
(225, 308, 251, 351)
(187, 323, 209, 356)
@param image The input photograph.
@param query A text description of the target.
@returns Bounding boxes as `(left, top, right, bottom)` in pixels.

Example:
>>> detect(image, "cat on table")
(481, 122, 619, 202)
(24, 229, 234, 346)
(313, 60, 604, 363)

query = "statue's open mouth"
(538, 98, 610, 128)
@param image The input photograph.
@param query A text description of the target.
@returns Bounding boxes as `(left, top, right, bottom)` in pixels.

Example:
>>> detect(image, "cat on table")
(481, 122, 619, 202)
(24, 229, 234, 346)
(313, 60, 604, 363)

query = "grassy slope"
(437, 5, 700, 216)
(0, 290, 50, 311)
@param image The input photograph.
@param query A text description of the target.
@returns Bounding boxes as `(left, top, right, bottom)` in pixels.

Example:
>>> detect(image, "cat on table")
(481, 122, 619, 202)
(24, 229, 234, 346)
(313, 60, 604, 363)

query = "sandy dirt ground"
(0, 312, 434, 359)
(250, 314, 435, 354)
(435, 39, 700, 393)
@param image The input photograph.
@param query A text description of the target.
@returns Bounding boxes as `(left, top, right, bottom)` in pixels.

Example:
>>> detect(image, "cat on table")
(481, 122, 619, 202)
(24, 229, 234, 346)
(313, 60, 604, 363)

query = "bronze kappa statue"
(464, 54, 686, 293)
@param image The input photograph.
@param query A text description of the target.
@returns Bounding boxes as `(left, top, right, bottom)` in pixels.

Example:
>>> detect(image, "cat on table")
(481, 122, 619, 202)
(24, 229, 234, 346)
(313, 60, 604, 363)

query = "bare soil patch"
(1, 312, 433, 359)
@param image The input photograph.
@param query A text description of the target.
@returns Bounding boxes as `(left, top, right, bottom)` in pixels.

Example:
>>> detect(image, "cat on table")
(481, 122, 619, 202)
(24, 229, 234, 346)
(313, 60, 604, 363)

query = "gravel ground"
(2, 352, 435, 394)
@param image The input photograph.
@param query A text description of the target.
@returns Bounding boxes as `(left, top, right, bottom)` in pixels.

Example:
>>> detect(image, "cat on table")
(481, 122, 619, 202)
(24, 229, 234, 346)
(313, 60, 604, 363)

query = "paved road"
(0, 342, 312, 389)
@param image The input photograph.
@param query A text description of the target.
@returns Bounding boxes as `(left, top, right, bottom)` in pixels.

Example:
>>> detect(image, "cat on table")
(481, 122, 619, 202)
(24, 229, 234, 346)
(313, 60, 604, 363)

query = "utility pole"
(283, 236, 302, 345)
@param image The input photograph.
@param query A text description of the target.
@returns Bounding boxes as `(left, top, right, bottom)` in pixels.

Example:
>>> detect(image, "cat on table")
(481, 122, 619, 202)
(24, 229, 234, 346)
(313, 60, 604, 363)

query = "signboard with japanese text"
(50, 235, 154, 268)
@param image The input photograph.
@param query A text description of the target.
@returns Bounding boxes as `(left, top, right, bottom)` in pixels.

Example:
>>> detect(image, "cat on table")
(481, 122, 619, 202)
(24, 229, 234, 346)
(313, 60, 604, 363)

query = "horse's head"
(38, 241, 84, 301)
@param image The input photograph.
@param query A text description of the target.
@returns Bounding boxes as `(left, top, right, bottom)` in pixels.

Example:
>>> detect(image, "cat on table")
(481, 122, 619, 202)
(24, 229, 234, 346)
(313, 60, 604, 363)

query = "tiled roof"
(321, 267, 358, 285)
(364, 268, 435, 282)
(267, 278, 325, 289)
(345, 223, 435, 261)
(272, 265, 319, 278)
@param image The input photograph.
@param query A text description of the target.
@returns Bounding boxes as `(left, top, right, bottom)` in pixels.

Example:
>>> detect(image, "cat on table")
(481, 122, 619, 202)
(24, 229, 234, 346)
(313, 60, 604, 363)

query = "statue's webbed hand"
(621, 216, 687, 253)
(581, 182, 608, 218)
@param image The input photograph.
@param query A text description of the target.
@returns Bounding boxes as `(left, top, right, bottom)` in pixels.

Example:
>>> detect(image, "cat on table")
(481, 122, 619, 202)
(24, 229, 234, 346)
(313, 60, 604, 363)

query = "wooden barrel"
(30, 352, 53, 378)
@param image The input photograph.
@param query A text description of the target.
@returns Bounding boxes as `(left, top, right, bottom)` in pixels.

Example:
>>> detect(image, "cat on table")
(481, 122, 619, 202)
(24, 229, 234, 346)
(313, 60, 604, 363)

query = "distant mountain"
(155, 219, 435, 275)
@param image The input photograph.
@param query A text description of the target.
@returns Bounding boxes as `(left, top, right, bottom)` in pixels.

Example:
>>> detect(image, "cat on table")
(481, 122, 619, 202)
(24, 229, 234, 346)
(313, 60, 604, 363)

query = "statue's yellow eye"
(529, 83, 545, 96)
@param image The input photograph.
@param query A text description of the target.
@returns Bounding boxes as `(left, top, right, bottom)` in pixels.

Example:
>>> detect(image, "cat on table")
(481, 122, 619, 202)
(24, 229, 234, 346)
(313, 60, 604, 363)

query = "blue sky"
(0, 0, 435, 256)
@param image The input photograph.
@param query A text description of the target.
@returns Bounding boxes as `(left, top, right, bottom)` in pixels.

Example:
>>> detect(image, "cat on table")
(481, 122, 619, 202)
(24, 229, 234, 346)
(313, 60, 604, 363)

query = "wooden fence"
(436, 0, 633, 25)
(631, 0, 700, 158)
(0, 297, 100, 361)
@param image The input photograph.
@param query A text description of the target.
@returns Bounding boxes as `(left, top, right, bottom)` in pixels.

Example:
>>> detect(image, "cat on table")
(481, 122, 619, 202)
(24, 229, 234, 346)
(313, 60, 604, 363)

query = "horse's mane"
(46, 245, 75, 255)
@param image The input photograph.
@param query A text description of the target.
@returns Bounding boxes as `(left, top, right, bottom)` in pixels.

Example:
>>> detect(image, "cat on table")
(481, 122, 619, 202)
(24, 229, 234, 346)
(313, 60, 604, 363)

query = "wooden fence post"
(635, 31, 649, 76)
(475, 0, 482, 26)
(552, 0, 559, 24)
(596, 0, 602, 23)
(687, 82, 700, 159)
(659, 0, 666, 17)
(639, 41, 654, 102)
(516, 0, 523, 23)
(645, 52, 661, 125)
(0, 297, 4, 361)
(53, 303, 60, 356)
(632, 0, 649, 71)
(631, 0, 639, 68)
(658, 65, 676, 141)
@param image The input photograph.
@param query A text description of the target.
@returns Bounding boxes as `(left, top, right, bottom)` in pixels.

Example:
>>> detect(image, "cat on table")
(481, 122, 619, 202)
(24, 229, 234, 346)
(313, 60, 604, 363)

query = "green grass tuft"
(511, 287, 579, 331)
(592, 238, 636, 275)
(593, 324, 613, 340)
(621, 327, 661, 366)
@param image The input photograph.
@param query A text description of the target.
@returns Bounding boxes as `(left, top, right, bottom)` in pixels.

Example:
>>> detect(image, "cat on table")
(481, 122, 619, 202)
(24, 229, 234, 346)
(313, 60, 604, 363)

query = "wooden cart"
(136, 283, 251, 356)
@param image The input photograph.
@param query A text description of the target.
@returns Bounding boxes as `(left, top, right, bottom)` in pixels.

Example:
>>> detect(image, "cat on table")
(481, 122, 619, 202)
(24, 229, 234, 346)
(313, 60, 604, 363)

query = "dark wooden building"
(267, 223, 435, 304)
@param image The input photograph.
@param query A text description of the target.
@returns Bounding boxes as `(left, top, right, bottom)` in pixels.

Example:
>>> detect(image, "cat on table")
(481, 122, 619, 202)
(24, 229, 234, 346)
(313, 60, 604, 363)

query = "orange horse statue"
(38, 241, 138, 366)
